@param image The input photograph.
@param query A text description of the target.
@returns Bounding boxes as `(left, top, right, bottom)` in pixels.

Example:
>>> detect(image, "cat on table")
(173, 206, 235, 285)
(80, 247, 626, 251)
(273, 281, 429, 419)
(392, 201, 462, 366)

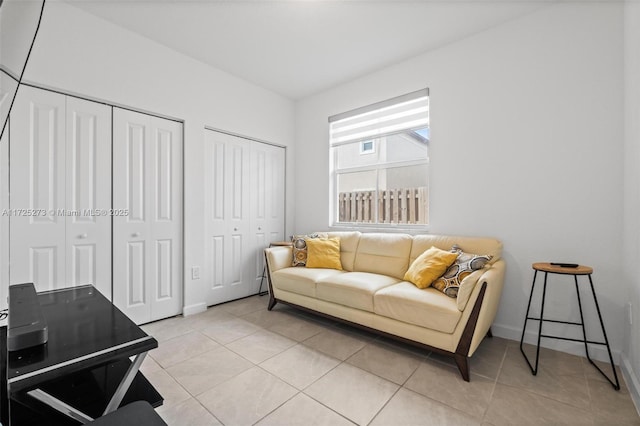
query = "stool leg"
(258, 265, 267, 296)
(520, 270, 537, 346)
(521, 270, 545, 375)
(574, 275, 591, 361)
(530, 272, 549, 375)
(586, 274, 620, 390)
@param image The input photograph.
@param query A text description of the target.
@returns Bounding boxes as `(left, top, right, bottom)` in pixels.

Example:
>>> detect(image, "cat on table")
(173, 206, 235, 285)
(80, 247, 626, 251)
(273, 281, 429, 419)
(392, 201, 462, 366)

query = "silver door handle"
(78, 233, 88, 239)
(132, 232, 140, 237)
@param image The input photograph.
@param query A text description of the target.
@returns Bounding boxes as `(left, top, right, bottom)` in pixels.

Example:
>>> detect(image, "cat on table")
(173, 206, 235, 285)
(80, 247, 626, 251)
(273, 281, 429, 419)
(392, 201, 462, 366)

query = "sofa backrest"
(410, 234, 503, 264)
(353, 233, 413, 279)
(313, 231, 502, 277)
(327, 231, 361, 271)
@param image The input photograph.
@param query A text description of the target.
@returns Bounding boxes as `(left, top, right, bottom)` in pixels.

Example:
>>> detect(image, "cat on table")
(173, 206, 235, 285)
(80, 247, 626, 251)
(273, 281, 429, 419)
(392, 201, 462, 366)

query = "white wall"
(623, 0, 640, 411)
(295, 3, 626, 362)
(19, 1, 295, 315)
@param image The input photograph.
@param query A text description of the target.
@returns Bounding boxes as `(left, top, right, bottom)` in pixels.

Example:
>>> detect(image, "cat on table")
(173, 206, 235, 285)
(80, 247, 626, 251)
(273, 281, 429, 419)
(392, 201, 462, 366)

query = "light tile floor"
(140, 295, 640, 426)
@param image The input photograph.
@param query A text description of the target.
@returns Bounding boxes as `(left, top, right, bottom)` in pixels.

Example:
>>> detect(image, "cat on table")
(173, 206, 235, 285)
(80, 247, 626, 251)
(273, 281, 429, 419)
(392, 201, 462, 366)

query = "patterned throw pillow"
(432, 245, 493, 298)
(291, 233, 327, 266)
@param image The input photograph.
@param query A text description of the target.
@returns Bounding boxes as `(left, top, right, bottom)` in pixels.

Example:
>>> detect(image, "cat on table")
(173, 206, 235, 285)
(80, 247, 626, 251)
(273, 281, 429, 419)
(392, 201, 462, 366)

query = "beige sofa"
(264, 232, 506, 381)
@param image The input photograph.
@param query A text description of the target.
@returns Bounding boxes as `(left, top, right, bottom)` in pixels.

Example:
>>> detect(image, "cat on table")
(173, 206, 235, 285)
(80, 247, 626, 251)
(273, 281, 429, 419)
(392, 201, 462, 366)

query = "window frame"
(329, 89, 430, 230)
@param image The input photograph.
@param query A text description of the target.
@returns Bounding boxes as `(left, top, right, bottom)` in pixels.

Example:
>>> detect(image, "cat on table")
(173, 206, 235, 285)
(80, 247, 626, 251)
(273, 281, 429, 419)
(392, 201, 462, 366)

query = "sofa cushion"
(327, 231, 361, 271)
(272, 268, 345, 297)
(432, 246, 492, 297)
(291, 233, 328, 266)
(317, 272, 401, 312)
(403, 246, 459, 289)
(353, 233, 413, 279)
(374, 282, 462, 333)
(306, 237, 343, 270)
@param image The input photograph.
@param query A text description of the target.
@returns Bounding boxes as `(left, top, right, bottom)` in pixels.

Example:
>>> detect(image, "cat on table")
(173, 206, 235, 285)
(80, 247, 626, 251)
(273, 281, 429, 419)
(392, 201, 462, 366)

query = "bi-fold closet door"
(6, 86, 183, 325)
(204, 129, 285, 306)
(112, 108, 183, 325)
(9, 85, 112, 298)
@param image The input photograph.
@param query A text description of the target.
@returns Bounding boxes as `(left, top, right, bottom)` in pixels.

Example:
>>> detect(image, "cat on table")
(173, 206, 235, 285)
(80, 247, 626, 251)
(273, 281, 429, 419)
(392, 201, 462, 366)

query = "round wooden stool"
(519, 262, 620, 390)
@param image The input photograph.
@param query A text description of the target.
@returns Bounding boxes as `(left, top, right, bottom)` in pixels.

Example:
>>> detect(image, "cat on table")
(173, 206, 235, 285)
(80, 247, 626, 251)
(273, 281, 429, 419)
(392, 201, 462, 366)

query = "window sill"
(329, 223, 430, 235)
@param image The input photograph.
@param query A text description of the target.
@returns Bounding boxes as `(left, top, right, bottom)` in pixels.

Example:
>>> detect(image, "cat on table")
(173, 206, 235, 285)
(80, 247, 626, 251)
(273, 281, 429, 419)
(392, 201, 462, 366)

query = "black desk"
(2, 285, 162, 425)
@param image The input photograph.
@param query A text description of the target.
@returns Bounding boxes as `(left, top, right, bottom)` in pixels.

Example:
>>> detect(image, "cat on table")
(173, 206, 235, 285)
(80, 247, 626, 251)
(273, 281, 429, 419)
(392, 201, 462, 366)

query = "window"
(360, 140, 375, 154)
(330, 89, 429, 227)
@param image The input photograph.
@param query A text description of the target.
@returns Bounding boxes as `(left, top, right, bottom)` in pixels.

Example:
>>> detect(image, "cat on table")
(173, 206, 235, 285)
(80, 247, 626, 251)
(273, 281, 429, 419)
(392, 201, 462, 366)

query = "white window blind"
(329, 88, 429, 146)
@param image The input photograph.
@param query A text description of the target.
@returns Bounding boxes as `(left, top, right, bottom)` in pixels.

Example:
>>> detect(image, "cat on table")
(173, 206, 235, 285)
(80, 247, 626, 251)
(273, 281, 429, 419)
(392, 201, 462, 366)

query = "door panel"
(205, 137, 226, 303)
(148, 117, 182, 321)
(127, 241, 146, 306)
(127, 124, 146, 222)
(156, 129, 173, 221)
(114, 111, 149, 323)
(10, 86, 66, 291)
(205, 131, 251, 305)
(113, 108, 182, 324)
(65, 97, 111, 298)
(251, 143, 285, 292)
(156, 239, 172, 299)
(70, 244, 95, 287)
(30, 246, 59, 290)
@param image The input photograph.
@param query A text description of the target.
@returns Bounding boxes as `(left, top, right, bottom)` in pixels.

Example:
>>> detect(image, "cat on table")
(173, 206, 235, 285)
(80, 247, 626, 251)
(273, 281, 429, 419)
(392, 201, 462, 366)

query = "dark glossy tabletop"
(7, 285, 157, 392)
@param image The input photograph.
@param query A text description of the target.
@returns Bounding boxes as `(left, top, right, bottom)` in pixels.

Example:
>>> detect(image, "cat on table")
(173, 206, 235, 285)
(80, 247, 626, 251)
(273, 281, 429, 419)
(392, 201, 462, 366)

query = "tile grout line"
(479, 345, 507, 424)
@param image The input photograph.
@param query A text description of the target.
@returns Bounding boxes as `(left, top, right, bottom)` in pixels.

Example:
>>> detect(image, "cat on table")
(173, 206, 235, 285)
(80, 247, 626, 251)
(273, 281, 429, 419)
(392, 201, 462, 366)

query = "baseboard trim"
(182, 302, 207, 317)
(621, 353, 640, 416)
(492, 323, 621, 365)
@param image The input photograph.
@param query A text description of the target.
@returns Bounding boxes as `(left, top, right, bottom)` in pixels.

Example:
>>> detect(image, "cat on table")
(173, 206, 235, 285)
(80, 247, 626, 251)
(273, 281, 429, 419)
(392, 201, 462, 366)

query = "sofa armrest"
(465, 259, 506, 356)
(265, 246, 293, 273)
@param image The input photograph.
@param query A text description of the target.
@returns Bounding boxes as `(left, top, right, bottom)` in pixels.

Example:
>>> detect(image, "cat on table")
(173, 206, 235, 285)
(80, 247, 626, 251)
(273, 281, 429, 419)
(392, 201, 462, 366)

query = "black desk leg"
(103, 351, 148, 414)
(25, 351, 152, 423)
(27, 389, 94, 424)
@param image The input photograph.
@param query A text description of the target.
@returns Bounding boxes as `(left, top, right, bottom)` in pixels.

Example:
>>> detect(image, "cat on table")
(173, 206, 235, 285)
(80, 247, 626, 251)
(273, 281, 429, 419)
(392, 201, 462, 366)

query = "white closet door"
(205, 129, 285, 306)
(9, 87, 112, 295)
(65, 97, 112, 298)
(9, 86, 66, 291)
(250, 143, 285, 291)
(113, 108, 182, 324)
(205, 130, 252, 305)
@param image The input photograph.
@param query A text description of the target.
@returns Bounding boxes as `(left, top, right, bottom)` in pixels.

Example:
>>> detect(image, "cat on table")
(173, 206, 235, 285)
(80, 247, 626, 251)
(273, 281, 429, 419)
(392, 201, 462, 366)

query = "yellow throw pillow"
(305, 237, 343, 270)
(404, 246, 459, 289)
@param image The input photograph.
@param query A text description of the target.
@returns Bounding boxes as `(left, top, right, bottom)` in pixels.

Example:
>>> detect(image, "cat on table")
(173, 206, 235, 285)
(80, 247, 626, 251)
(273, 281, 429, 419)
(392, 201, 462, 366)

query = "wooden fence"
(338, 187, 428, 224)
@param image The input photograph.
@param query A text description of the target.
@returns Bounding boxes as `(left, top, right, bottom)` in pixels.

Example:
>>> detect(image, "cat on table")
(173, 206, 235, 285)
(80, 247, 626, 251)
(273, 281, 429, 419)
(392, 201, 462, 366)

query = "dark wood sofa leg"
(486, 327, 493, 338)
(454, 354, 470, 382)
(268, 294, 277, 311)
(452, 281, 487, 382)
